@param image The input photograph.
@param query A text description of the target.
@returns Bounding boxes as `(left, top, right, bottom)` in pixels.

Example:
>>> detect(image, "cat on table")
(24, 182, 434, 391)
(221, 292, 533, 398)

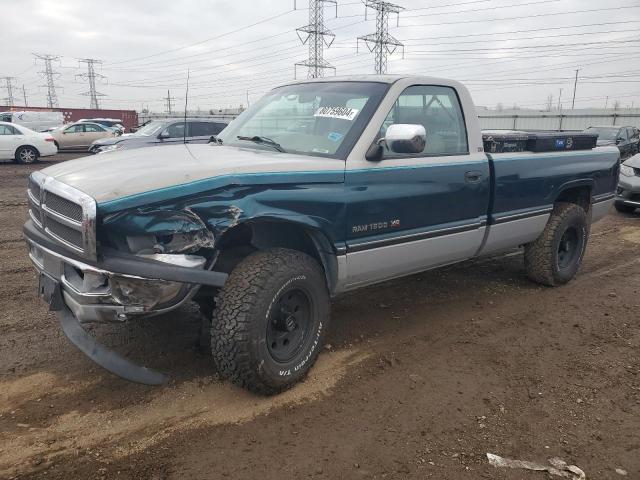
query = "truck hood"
(40, 143, 345, 210)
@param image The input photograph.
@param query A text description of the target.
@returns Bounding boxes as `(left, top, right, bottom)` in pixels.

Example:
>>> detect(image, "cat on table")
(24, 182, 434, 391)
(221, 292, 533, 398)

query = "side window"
(618, 128, 628, 141)
(164, 123, 186, 138)
(65, 124, 84, 133)
(189, 122, 219, 137)
(84, 124, 104, 132)
(626, 127, 636, 140)
(0, 125, 17, 135)
(380, 85, 469, 156)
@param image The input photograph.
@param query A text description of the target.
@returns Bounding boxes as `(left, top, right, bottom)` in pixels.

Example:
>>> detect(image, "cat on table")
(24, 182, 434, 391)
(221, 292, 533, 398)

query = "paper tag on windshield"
(314, 106, 359, 121)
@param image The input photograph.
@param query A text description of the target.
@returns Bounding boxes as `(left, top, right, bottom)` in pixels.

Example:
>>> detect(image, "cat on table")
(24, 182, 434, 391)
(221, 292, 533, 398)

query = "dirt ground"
(1, 154, 639, 480)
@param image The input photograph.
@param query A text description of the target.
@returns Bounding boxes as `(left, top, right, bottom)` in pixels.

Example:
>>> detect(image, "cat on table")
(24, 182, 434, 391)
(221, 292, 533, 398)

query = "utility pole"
(33, 53, 61, 108)
(571, 69, 579, 110)
(2, 77, 17, 107)
(76, 58, 106, 109)
(557, 88, 562, 111)
(604, 96, 609, 109)
(164, 90, 174, 114)
(22, 85, 28, 107)
(295, 0, 337, 78)
(358, 0, 404, 74)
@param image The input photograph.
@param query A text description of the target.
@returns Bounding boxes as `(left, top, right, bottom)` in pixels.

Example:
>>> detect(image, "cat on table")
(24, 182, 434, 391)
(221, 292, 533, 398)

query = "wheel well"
(555, 186, 591, 213)
(15, 145, 40, 157)
(214, 221, 338, 293)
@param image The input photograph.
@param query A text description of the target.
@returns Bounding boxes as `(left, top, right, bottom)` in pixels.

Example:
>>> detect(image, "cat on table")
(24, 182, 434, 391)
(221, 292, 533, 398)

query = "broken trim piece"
(59, 306, 168, 386)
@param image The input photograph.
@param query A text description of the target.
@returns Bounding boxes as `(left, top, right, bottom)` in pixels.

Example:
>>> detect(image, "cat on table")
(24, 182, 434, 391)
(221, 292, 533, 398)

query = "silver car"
(616, 153, 640, 213)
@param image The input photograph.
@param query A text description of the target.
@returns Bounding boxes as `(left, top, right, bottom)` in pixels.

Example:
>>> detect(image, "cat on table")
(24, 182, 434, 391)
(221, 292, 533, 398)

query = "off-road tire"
(524, 202, 588, 286)
(211, 248, 330, 395)
(614, 202, 636, 214)
(15, 146, 38, 164)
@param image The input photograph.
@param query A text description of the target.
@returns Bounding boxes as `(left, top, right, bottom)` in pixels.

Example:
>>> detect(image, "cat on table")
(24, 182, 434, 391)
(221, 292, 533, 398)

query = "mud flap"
(58, 306, 168, 386)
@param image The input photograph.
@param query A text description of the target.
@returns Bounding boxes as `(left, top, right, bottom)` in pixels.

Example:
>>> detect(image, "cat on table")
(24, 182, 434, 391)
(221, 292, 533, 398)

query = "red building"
(0, 105, 138, 132)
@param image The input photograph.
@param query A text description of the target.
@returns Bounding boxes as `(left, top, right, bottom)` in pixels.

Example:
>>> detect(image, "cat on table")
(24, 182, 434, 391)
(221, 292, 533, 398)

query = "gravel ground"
(0, 155, 638, 480)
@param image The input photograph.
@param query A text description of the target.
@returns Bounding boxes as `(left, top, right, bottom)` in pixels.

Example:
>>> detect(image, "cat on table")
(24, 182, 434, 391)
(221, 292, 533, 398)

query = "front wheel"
(524, 202, 589, 286)
(211, 248, 330, 395)
(15, 146, 38, 164)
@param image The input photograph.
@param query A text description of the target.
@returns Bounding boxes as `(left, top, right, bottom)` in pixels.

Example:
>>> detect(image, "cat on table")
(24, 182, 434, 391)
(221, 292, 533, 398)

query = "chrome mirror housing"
(383, 124, 426, 154)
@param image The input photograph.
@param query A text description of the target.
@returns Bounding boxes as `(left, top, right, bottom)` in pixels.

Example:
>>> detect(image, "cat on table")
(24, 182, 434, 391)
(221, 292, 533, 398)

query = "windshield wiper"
(236, 135, 285, 152)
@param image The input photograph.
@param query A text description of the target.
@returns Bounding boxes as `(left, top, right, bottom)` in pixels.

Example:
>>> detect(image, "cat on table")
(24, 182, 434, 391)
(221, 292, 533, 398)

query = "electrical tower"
(357, 0, 404, 74)
(164, 90, 175, 115)
(76, 58, 106, 109)
(295, 0, 337, 78)
(2, 77, 17, 107)
(33, 53, 61, 108)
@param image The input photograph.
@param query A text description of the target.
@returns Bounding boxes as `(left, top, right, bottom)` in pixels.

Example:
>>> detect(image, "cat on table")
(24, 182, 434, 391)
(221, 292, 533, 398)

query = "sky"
(1, 0, 640, 112)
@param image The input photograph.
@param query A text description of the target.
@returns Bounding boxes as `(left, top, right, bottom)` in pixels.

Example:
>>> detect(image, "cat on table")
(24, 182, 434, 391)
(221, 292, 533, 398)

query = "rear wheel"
(210, 248, 330, 395)
(15, 146, 38, 164)
(615, 202, 636, 214)
(524, 202, 588, 286)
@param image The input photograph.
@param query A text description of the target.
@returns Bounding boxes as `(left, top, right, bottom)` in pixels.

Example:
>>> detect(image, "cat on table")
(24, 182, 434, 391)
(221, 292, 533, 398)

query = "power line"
(33, 53, 61, 108)
(358, 0, 405, 74)
(295, 0, 338, 78)
(76, 58, 106, 109)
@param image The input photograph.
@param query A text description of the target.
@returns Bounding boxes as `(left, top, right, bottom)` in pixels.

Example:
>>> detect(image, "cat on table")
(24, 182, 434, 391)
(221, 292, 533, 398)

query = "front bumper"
(616, 174, 640, 208)
(24, 219, 228, 384)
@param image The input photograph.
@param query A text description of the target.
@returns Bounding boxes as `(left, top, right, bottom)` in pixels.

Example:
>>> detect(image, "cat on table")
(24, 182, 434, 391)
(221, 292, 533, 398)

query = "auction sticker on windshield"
(314, 106, 359, 121)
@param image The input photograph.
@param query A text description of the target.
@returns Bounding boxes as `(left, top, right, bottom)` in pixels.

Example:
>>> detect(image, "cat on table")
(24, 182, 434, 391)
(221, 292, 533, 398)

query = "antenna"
(183, 69, 190, 145)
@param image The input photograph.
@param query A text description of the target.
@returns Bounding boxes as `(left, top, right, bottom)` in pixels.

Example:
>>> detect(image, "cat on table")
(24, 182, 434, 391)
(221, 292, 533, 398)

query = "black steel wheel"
(525, 202, 588, 286)
(211, 248, 330, 395)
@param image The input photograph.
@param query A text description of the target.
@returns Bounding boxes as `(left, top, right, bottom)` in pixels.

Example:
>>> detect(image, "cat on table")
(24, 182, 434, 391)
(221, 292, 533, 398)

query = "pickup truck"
(24, 75, 619, 394)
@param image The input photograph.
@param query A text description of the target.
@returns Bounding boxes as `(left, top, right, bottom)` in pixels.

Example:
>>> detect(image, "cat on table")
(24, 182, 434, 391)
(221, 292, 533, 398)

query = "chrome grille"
(27, 172, 97, 260)
(46, 218, 84, 248)
(43, 191, 83, 222)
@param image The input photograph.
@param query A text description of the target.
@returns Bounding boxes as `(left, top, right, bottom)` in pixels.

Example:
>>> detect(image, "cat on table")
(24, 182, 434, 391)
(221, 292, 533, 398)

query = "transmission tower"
(164, 90, 175, 114)
(295, 0, 337, 78)
(2, 77, 17, 107)
(76, 58, 106, 109)
(33, 53, 61, 108)
(357, 0, 404, 74)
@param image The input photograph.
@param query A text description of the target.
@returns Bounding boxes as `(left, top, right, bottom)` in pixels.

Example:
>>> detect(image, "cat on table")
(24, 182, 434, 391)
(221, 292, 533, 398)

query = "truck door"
(344, 84, 490, 288)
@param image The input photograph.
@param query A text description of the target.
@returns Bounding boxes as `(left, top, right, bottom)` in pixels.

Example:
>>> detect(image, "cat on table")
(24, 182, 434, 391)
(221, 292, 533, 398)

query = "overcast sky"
(2, 0, 640, 112)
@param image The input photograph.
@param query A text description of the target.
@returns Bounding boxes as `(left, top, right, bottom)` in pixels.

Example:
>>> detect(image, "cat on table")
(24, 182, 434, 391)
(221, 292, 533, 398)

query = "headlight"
(620, 164, 634, 177)
(98, 144, 122, 154)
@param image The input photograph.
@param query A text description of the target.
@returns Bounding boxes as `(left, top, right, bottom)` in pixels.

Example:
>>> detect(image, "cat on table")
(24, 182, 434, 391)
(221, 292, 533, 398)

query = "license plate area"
(38, 272, 63, 310)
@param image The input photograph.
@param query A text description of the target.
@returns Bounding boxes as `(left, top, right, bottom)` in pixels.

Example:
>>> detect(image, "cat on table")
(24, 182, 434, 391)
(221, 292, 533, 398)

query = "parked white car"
(0, 111, 64, 132)
(0, 121, 58, 164)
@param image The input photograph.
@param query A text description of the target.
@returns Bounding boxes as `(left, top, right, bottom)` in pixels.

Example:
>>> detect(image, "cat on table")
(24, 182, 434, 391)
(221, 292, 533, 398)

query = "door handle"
(464, 171, 482, 183)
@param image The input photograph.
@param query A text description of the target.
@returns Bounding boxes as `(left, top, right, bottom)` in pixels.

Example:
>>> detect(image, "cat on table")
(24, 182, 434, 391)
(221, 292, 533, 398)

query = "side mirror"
(384, 124, 427, 154)
(616, 137, 623, 144)
(158, 131, 170, 139)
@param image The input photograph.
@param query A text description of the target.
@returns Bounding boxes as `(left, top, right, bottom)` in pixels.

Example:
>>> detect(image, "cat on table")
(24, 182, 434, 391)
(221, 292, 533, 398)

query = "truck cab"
(24, 75, 620, 394)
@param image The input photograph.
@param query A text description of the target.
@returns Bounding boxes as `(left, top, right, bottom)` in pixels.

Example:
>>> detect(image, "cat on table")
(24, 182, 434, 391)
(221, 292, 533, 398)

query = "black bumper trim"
(59, 305, 167, 386)
(24, 220, 228, 288)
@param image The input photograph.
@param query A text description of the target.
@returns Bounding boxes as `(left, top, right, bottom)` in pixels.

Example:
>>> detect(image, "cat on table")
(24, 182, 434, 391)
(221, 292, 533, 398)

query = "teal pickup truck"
(24, 75, 619, 394)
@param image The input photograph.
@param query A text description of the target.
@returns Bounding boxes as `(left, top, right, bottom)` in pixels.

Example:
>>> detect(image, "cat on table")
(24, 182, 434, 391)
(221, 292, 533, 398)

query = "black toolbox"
(525, 132, 597, 152)
(482, 130, 529, 153)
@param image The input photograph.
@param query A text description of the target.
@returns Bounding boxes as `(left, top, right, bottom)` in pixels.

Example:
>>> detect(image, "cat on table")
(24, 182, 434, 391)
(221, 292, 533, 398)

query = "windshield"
(134, 121, 165, 136)
(217, 81, 388, 158)
(585, 127, 619, 141)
